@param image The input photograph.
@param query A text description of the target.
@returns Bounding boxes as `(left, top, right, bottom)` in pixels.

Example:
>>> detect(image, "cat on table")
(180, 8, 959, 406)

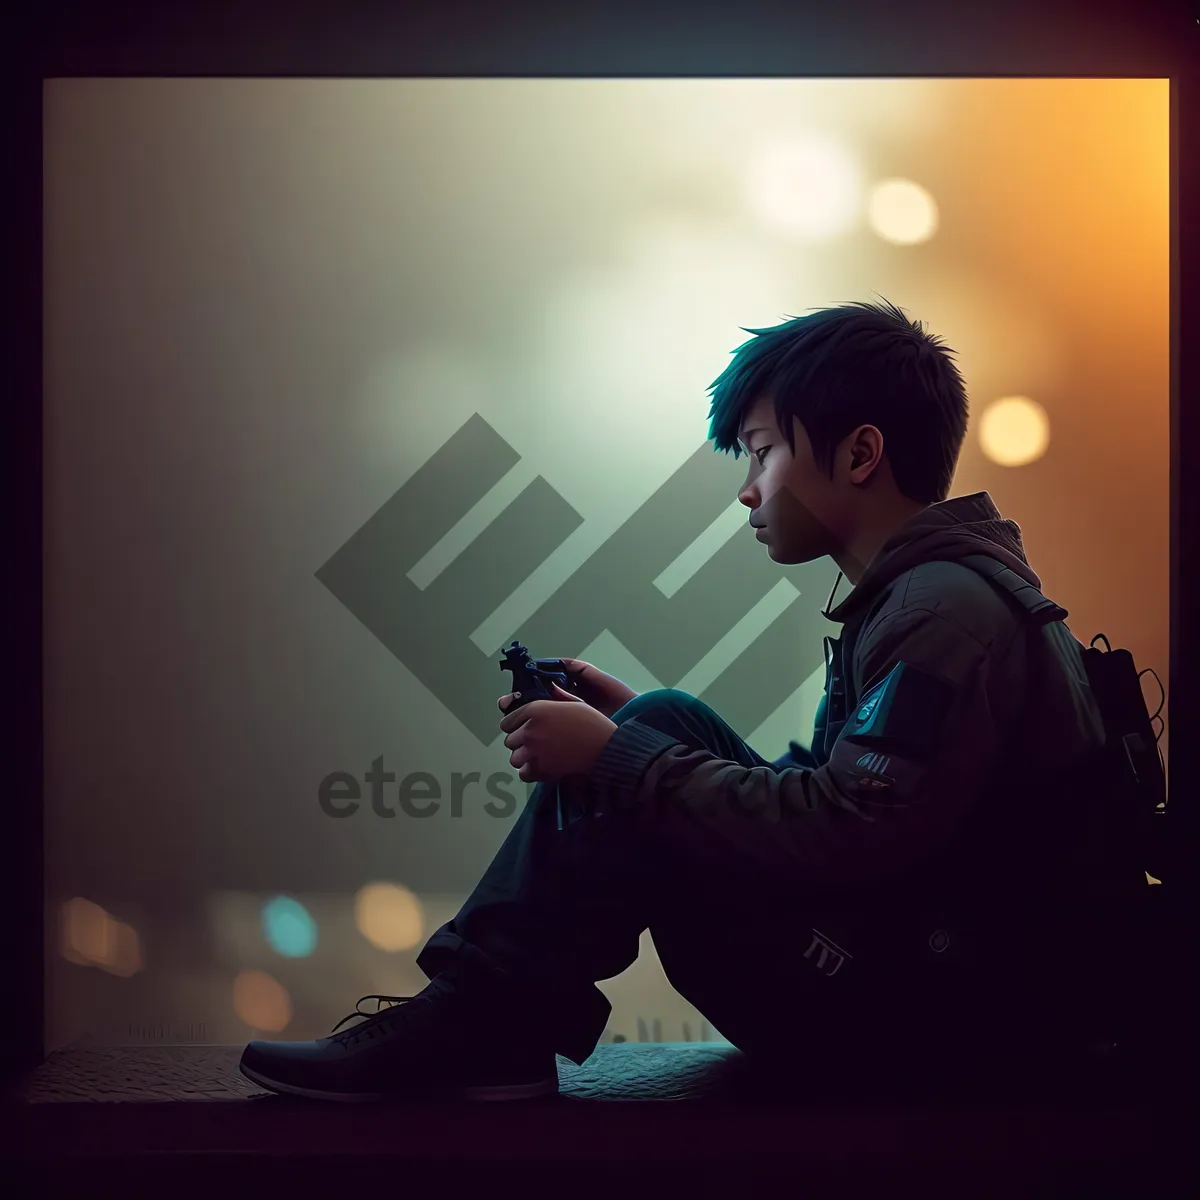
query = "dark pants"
(415, 688, 861, 1068)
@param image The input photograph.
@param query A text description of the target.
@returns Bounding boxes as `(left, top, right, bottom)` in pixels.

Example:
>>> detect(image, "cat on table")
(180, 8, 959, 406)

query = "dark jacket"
(590, 492, 1107, 1031)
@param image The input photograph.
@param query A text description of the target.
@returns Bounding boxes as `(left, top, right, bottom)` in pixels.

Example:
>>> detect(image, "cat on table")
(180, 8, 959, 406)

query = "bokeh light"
(978, 395, 1052, 467)
(354, 882, 424, 952)
(232, 969, 293, 1033)
(60, 896, 143, 977)
(867, 177, 940, 246)
(743, 134, 864, 241)
(261, 895, 318, 958)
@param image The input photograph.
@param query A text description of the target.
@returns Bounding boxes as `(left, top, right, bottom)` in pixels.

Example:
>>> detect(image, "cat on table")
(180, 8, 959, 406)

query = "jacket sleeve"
(585, 607, 999, 890)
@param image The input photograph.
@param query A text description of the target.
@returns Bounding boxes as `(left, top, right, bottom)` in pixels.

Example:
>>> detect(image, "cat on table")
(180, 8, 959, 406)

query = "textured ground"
(1, 1040, 1181, 1197)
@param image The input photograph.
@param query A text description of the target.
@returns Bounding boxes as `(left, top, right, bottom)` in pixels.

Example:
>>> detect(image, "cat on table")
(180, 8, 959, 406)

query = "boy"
(240, 298, 1104, 1102)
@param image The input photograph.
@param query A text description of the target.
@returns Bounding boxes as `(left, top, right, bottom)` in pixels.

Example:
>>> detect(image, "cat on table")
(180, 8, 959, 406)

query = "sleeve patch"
(827, 661, 957, 798)
(847, 660, 955, 755)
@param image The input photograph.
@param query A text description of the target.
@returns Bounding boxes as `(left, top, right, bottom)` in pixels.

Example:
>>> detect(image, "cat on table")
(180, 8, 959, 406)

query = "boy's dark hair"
(705, 295, 969, 505)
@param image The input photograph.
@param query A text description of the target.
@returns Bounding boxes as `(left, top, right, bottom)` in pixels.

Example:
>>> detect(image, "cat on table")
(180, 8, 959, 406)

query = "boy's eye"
(755, 446, 771, 466)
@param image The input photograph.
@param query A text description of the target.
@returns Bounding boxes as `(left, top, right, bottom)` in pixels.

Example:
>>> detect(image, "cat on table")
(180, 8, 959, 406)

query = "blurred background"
(42, 77, 1168, 1051)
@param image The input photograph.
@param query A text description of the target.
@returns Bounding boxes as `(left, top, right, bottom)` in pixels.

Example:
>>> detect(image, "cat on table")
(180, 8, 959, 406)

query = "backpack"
(834, 554, 1170, 888)
(832, 555, 1173, 1059)
(955, 554, 1169, 889)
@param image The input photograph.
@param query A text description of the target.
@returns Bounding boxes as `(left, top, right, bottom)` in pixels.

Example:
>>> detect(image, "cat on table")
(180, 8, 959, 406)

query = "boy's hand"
(497, 684, 618, 783)
(555, 658, 639, 719)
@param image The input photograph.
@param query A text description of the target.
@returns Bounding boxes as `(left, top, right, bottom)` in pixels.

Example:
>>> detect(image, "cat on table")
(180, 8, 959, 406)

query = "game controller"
(498, 641, 585, 710)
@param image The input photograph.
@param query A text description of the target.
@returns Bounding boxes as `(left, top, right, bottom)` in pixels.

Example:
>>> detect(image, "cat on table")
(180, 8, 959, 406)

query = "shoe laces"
(328, 993, 420, 1046)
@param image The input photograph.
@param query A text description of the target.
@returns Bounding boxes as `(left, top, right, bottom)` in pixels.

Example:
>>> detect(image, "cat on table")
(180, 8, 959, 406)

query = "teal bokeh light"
(262, 895, 318, 958)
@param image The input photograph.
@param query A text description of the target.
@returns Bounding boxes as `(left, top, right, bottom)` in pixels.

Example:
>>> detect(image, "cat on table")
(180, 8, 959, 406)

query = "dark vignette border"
(7, 0, 1195, 1079)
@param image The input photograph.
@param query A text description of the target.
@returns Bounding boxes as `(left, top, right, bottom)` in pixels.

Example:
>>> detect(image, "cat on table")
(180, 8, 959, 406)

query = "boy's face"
(736, 394, 856, 566)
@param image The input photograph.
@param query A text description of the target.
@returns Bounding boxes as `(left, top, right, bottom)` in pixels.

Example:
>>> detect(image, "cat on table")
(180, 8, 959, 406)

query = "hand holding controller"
(496, 641, 626, 811)
(497, 641, 585, 711)
(497, 641, 638, 719)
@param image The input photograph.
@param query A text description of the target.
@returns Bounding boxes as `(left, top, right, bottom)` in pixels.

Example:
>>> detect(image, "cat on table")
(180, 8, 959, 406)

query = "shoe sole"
(239, 1061, 560, 1103)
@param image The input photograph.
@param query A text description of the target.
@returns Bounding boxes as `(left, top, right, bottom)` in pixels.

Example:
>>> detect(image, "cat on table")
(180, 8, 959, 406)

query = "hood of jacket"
(822, 491, 1041, 626)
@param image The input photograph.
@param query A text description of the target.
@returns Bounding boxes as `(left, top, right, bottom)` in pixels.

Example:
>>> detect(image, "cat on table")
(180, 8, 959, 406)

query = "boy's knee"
(612, 687, 696, 723)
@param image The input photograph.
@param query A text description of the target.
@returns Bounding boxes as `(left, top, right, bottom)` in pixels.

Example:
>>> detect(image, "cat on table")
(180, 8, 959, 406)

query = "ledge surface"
(3, 1041, 1171, 1170)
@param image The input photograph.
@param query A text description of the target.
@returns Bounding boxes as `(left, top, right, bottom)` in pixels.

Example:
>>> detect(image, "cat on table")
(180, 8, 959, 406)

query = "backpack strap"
(958, 554, 1069, 626)
(830, 555, 1068, 755)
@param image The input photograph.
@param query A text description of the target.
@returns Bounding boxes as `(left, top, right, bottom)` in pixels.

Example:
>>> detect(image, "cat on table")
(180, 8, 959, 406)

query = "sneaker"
(238, 973, 560, 1103)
